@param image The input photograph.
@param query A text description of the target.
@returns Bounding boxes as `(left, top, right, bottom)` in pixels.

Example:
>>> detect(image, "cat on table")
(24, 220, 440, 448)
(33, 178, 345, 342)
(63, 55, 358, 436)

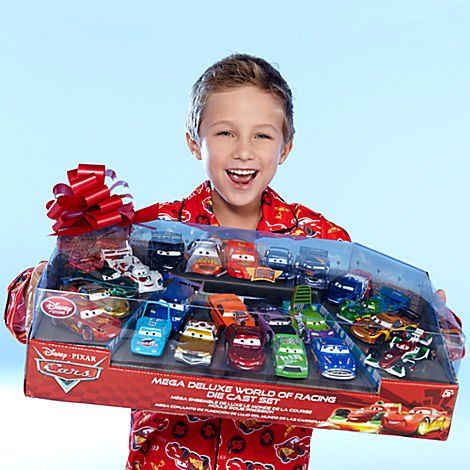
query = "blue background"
(1, 1, 468, 468)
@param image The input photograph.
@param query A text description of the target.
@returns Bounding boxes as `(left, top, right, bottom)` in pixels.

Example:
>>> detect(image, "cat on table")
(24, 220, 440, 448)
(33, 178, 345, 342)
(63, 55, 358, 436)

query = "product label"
(40, 296, 76, 319)
(33, 344, 107, 393)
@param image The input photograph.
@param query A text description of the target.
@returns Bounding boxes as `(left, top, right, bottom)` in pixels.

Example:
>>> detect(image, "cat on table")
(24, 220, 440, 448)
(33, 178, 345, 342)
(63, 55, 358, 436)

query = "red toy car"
(225, 239, 260, 280)
(381, 406, 451, 436)
(343, 401, 402, 423)
(50, 297, 121, 342)
(225, 324, 267, 371)
(274, 435, 310, 463)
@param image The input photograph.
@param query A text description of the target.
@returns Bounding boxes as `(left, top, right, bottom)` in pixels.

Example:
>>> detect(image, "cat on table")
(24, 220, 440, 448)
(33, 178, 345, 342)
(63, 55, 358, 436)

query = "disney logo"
(42, 347, 68, 361)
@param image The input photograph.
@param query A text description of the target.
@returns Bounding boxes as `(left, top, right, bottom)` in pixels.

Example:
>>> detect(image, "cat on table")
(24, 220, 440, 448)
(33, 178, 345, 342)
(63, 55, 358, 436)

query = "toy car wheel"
(366, 347, 380, 358)
(81, 326, 94, 341)
(200, 456, 210, 469)
(375, 334, 386, 345)
(333, 408, 351, 418)
(372, 412, 385, 421)
(417, 418, 430, 436)
(294, 445, 305, 455)
(301, 330, 310, 344)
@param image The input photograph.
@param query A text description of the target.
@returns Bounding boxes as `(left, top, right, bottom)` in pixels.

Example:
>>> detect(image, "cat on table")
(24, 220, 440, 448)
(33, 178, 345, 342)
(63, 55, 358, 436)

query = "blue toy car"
(131, 314, 172, 357)
(147, 282, 194, 332)
(263, 246, 294, 280)
(326, 274, 370, 304)
(311, 336, 357, 380)
(377, 286, 410, 311)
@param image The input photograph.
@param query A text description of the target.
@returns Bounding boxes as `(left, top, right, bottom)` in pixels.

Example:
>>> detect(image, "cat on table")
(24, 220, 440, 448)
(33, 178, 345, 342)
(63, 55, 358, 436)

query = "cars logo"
(41, 296, 76, 319)
(33, 346, 106, 393)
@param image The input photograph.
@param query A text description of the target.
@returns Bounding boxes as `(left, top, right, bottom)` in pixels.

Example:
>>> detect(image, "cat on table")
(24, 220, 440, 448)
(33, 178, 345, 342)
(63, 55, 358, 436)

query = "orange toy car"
(350, 312, 418, 345)
(207, 293, 255, 331)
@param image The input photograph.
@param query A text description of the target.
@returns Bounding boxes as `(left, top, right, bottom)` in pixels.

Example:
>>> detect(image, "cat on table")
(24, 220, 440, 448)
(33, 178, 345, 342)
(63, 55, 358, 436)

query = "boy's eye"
(216, 131, 233, 137)
(255, 133, 272, 140)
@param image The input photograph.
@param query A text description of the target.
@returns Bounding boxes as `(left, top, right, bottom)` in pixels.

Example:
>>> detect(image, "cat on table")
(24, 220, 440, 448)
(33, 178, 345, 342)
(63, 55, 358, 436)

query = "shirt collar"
(181, 181, 298, 233)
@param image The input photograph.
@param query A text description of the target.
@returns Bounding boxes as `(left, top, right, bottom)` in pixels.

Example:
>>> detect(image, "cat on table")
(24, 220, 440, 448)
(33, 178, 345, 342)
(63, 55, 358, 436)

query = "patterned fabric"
(127, 181, 350, 469)
(144, 181, 350, 240)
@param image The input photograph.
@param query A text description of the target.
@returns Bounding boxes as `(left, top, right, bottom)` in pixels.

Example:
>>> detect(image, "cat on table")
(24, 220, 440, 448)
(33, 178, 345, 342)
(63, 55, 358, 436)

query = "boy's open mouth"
(226, 169, 258, 186)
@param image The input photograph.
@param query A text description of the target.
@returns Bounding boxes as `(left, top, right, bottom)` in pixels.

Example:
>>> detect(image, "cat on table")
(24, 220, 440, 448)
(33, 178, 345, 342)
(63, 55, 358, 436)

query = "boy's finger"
(436, 289, 447, 304)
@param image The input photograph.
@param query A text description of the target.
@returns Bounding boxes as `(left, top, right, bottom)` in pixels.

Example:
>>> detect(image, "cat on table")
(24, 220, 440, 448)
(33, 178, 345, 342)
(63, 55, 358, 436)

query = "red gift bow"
(46, 164, 135, 236)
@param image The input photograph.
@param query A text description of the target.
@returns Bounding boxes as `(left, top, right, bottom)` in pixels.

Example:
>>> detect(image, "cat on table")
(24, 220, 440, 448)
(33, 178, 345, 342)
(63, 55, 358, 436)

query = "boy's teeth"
(226, 169, 257, 185)
(227, 169, 256, 176)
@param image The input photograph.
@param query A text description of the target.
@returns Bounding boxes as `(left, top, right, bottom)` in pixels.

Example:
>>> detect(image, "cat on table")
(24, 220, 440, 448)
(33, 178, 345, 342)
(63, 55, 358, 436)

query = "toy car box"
(24, 220, 464, 441)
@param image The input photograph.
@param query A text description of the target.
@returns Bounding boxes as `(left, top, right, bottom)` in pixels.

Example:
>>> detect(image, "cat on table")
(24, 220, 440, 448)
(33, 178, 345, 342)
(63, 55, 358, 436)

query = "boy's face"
(187, 86, 292, 210)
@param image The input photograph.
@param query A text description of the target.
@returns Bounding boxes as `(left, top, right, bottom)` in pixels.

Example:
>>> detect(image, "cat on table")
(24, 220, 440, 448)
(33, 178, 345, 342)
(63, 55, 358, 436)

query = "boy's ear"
(186, 132, 202, 160)
(279, 139, 293, 165)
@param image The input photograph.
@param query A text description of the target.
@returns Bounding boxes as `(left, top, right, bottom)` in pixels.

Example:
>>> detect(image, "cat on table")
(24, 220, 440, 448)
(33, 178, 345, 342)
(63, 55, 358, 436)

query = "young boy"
(125, 54, 349, 469)
(5, 53, 456, 469)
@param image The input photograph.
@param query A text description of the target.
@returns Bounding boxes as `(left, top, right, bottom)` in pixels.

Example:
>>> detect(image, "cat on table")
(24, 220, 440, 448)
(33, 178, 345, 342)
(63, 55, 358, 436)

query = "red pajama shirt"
(126, 181, 350, 470)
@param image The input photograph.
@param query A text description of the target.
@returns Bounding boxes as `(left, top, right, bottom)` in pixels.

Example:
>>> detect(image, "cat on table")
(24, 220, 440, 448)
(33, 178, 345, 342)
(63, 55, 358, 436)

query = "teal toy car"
(131, 303, 172, 357)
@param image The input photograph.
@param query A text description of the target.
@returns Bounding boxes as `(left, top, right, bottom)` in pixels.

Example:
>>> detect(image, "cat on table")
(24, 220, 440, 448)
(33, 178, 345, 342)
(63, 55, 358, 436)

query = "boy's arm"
(4, 262, 47, 344)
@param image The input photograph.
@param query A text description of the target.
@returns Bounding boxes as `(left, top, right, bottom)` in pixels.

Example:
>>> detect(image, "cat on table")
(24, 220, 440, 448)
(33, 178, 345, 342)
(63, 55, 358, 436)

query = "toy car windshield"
(233, 336, 261, 348)
(139, 328, 162, 337)
(156, 249, 182, 256)
(231, 253, 256, 262)
(321, 344, 349, 354)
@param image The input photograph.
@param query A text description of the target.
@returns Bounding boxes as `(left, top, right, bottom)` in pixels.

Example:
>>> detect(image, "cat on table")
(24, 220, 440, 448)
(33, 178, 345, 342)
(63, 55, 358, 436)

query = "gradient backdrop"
(1, 1, 469, 469)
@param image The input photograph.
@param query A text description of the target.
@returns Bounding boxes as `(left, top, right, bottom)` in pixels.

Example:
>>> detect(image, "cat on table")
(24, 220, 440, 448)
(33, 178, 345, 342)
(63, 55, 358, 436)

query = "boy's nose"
(233, 141, 255, 161)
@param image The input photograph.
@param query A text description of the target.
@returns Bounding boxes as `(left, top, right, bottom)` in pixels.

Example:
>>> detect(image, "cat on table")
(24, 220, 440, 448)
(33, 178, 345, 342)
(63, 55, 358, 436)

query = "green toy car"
(289, 285, 334, 341)
(273, 334, 309, 379)
(337, 297, 383, 323)
(337, 287, 410, 324)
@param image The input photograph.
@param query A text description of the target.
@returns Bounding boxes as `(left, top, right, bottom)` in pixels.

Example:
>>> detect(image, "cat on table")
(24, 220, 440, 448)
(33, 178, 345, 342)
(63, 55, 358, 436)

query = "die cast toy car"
(289, 285, 334, 341)
(50, 296, 121, 342)
(174, 320, 217, 366)
(225, 239, 260, 280)
(326, 273, 370, 304)
(350, 313, 419, 345)
(263, 246, 294, 280)
(364, 329, 433, 377)
(225, 324, 267, 371)
(337, 286, 410, 323)
(186, 238, 225, 276)
(150, 281, 194, 331)
(295, 247, 330, 289)
(207, 293, 256, 331)
(148, 231, 185, 272)
(311, 336, 357, 380)
(272, 334, 309, 379)
(131, 300, 172, 357)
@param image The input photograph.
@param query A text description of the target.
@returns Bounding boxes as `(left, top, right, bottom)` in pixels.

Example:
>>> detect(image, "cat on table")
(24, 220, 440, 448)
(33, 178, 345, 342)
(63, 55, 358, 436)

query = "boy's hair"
(187, 53, 294, 144)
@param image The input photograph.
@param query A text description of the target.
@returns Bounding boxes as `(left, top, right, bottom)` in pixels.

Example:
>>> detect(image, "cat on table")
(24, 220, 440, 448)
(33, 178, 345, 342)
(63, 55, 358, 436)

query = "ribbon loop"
(46, 164, 136, 236)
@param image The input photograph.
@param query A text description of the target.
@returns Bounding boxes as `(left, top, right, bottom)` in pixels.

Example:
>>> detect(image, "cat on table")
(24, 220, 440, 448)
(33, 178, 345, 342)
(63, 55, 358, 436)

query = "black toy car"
(295, 247, 330, 289)
(148, 231, 186, 272)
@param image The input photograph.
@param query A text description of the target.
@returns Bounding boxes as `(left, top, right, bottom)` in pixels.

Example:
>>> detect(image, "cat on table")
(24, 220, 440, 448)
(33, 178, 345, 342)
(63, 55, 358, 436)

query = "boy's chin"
(218, 188, 263, 209)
